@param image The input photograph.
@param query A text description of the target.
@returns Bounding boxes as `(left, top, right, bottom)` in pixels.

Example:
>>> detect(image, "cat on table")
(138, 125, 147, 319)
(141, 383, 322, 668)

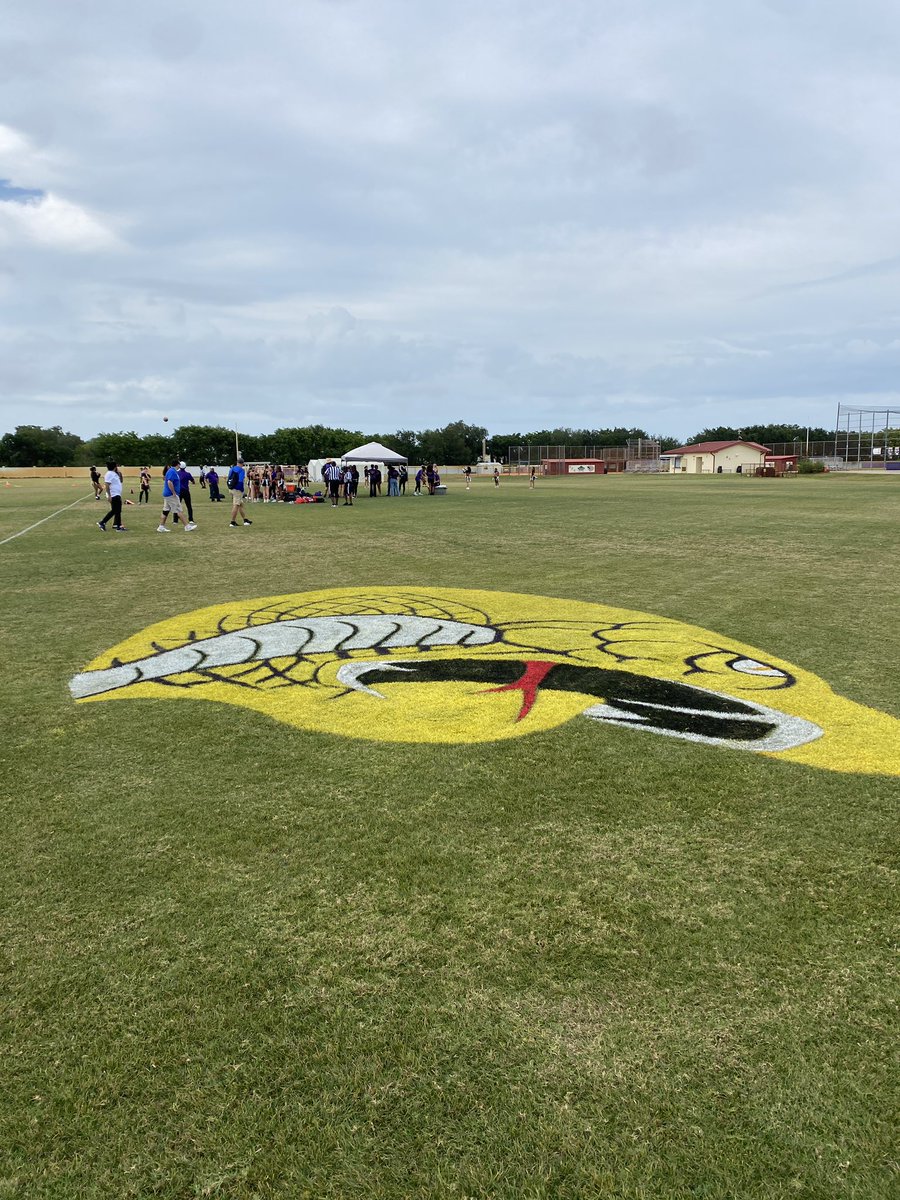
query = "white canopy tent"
(339, 441, 408, 464)
(307, 443, 408, 483)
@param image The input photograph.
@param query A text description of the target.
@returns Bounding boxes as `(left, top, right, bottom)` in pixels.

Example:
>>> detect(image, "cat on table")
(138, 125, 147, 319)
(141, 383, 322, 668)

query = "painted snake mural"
(69, 587, 900, 775)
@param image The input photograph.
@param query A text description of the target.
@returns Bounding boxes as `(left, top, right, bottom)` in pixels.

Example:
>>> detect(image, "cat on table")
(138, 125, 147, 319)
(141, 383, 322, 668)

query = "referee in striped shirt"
(323, 459, 342, 507)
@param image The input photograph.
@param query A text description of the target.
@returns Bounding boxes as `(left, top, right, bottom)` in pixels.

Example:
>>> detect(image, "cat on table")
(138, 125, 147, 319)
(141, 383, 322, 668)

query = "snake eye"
(729, 657, 786, 678)
(682, 650, 792, 688)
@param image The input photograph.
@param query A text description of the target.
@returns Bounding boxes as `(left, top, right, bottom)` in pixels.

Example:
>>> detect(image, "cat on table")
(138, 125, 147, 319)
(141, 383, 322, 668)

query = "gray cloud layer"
(2, 0, 899, 438)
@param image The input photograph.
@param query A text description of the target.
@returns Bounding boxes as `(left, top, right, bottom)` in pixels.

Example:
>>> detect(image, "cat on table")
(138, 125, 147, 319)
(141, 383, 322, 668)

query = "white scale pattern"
(69, 616, 497, 699)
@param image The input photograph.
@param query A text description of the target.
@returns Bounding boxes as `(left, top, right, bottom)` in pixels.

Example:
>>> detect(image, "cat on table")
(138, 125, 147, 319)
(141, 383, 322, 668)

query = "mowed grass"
(1, 473, 898, 1199)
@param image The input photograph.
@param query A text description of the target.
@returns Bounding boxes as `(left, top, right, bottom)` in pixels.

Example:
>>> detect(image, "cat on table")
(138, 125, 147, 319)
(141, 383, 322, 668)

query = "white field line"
(0, 493, 94, 547)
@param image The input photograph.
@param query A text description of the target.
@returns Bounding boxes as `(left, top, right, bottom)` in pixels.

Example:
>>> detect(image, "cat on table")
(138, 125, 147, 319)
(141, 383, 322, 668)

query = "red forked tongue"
(480, 660, 556, 721)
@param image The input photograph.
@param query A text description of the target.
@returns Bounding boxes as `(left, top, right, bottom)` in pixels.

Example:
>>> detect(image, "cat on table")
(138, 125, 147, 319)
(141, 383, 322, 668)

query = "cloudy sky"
(2, 0, 900, 440)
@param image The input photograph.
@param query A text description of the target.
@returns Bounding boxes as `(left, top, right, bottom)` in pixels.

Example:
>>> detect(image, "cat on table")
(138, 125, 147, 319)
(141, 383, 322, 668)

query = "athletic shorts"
(162, 495, 183, 514)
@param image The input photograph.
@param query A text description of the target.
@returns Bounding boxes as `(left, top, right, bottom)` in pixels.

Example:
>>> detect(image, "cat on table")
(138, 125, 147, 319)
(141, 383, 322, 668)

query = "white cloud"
(0, 191, 121, 252)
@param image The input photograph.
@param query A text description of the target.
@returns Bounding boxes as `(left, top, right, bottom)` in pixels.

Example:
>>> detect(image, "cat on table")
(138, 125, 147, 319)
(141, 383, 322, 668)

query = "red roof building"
(662, 440, 770, 456)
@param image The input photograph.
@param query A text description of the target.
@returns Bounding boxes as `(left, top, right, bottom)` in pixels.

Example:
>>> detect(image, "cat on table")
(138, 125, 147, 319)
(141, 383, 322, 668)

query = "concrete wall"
(715, 447, 766, 472)
(664, 448, 766, 473)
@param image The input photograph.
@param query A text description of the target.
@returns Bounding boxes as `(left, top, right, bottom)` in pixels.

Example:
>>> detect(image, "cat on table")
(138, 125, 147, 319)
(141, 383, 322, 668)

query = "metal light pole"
(234, 428, 240, 462)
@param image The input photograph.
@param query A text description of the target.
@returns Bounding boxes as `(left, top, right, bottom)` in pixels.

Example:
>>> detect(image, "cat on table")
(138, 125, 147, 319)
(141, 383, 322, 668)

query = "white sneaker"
(184, 522, 197, 531)
(157, 524, 170, 532)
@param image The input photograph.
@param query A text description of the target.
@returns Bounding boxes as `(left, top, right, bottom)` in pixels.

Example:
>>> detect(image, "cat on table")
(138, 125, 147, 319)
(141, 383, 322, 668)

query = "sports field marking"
(0, 494, 93, 547)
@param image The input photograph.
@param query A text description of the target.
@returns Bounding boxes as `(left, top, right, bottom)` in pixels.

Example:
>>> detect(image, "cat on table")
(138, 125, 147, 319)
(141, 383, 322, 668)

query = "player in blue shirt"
(228, 457, 252, 527)
(157, 458, 197, 533)
(173, 462, 196, 525)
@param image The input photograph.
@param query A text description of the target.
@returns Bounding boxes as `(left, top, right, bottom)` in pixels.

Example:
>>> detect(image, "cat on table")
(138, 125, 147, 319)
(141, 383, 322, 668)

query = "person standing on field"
(530, 467, 537, 488)
(493, 467, 501, 487)
(463, 465, 472, 490)
(207, 466, 222, 502)
(97, 460, 127, 532)
(227, 457, 252, 527)
(342, 464, 354, 506)
(173, 462, 196, 525)
(138, 467, 151, 503)
(158, 458, 197, 533)
(90, 465, 103, 500)
(322, 459, 342, 507)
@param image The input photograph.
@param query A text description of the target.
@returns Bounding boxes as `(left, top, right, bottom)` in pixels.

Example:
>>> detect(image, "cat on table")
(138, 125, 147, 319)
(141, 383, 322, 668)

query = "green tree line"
(1, 420, 682, 467)
(685, 424, 834, 445)
(7, 419, 881, 468)
(489, 427, 683, 454)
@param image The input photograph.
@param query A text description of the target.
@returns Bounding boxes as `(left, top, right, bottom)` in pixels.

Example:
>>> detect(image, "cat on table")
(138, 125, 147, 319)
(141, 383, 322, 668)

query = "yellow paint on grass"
(71, 587, 900, 774)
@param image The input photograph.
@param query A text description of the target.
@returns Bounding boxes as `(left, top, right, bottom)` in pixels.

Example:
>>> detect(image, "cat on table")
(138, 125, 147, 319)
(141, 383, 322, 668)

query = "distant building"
(541, 457, 609, 475)
(660, 440, 769, 474)
(764, 454, 799, 476)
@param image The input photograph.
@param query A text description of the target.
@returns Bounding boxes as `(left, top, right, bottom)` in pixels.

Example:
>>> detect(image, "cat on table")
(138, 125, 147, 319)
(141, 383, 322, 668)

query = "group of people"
(91, 455, 508, 534)
(93, 459, 235, 533)
(123, 463, 309, 509)
(156, 458, 253, 530)
(461, 465, 506, 488)
(321, 461, 359, 506)
(121, 464, 225, 505)
(317, 461, 449, 506)
(238, 463, 309, 502)
(360, 463, 409, 496)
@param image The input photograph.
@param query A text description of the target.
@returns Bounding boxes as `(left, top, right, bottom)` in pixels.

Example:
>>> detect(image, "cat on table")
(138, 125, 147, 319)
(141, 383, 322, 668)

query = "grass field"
(2, 473, 898, 1199)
